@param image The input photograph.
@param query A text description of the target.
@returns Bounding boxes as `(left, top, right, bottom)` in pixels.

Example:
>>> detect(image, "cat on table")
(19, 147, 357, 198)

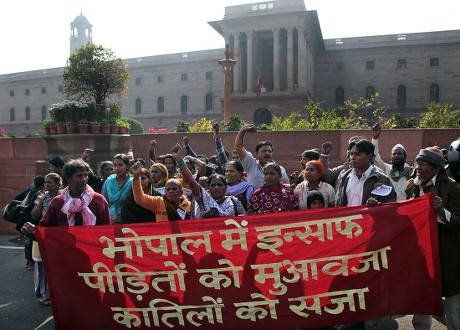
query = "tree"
(419, 102, 460, 128)
(63, 44, 129, 105)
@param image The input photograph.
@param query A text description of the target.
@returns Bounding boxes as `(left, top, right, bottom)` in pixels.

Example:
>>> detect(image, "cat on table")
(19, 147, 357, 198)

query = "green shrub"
(220, 115, 246, 131)
(125, 118, 143, 134)
(176, 120, 190, 133)
(419, 102, 460, 128)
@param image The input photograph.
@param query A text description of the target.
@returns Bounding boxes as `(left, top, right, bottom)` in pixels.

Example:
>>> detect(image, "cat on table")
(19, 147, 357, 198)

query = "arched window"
(335, 87, 344, 106)
(157, 97, 164, 113)
(365, 86, 375, 99)
(430, 84, 439, 103)
(10, 108, 15, 121)
(135, 98, 142, 114)
(25, 107, 31, 121)
(253, 108, 272, 127)
(181, 95, 188, 114)
(205, 93, 213, 112)
(397, 85, 406, 107)
(41, 106, 47, 120)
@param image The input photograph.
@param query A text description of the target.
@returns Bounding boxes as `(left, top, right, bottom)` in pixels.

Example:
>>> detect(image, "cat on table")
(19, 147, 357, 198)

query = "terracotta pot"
(89, 124, 100, 134)
(110, 125, 120, 134)
(48, 126, 57, 135)
(119, 127, 129, 134)
(56, 125, 66, 134)
(100, 125, 111, 134)
(65, 125, 75, 134)
(78, 124, 89, 134)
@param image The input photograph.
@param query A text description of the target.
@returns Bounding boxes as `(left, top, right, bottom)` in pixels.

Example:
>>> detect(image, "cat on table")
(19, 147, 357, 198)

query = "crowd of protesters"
(16, 121, 460, 329)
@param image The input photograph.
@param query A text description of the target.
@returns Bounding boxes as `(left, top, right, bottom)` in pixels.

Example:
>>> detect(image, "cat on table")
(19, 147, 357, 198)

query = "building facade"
(1, 0, 459, 136)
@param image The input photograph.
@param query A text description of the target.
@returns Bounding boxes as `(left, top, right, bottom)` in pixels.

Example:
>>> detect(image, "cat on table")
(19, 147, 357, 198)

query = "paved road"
(0, 233, 447, 330)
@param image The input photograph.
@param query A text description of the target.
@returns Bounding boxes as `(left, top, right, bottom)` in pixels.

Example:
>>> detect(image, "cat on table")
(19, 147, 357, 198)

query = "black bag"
(1, 191, 31, 223)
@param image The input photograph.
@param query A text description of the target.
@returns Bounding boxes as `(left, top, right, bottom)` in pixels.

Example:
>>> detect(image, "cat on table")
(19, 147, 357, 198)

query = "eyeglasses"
(414, 161, 432, 168)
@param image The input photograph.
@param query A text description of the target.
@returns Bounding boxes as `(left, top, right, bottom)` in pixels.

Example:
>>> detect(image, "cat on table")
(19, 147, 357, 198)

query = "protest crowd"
(7, 122, 460, 329)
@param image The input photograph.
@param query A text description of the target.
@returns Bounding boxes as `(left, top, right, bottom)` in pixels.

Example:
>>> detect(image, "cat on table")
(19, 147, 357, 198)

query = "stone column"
(233, 32, 240, 93)
(273, 28, 280, 92)
(297, 27, 306, 92)
(287, 27, 294, 91)
(246, 31, 253, 93)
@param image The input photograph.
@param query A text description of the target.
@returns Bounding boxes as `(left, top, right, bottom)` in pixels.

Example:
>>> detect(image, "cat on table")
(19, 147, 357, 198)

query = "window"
(25, 107, 31, 121)
(157, 75, 164, 83)
(135, 77, 141, 86)
(181, 95, 188, 114)
(25, 89, 30, 96)
(335, 87, 345, 106)
(366, 61, 374, 71)
(366, 86, 375, 99)
(58, 85, 64, 93)
(181, 73, 188, 81)
(397, 85, 406, 107)
(157, 97, 165, 113)
(335, 62, 344, 72)
(41, 87, 46, 94)
(9, 90, 14, 97)
(430, 57, 439, 67)
(205, 71, 213, 80)
(135, 98, 142, 114)
(397, 59, 406, 69)
(10, 108, 15, 121)
(430, 84, 439, 103)
(205, 93, 213, 112)
(41, 106, 47, 120)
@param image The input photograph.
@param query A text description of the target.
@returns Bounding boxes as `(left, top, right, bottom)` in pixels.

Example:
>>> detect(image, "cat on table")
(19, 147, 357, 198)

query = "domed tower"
(70, 11, 92, 55)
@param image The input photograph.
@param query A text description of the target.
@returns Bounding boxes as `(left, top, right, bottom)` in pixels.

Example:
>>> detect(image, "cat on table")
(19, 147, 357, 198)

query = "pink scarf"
(61, 185, 96, 226)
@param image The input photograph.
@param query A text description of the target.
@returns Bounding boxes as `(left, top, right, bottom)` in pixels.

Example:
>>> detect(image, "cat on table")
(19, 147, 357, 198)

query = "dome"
(72, 13, 91, 26)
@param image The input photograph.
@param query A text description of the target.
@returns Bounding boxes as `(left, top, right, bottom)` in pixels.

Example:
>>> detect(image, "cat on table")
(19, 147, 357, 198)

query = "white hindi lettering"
(255, 215, 363, 255)
(99, 227, 213, 259)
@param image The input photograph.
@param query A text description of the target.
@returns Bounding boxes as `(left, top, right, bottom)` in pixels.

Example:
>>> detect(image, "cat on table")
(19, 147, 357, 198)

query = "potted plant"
(41, 119, 55, 135)
(89, 120, 100, 134)
(56, 121, 66, 134)
(100, 119, 111, 134)
(77, 119, 90, 134)
(117, 118, 131, 134)
(65, 121, 75, 134)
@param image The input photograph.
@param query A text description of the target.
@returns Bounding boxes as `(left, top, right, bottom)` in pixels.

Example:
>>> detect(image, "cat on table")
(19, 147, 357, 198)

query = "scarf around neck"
(390, 164, 413, 182)
(61, 185, 96, 226)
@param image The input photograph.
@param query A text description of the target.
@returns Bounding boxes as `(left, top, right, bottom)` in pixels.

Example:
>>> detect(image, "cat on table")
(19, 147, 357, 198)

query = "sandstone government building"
(1, 0, 460, 136)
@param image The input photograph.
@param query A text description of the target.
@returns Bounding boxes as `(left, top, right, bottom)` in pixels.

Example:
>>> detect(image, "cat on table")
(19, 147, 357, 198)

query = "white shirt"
(240, 151, 289, 190)
(346, 165, 373, 206)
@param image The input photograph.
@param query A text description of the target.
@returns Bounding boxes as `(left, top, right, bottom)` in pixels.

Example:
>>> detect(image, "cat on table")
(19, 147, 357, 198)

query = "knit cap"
(306, 189, 325, 209)
(415, 146, 446, 169)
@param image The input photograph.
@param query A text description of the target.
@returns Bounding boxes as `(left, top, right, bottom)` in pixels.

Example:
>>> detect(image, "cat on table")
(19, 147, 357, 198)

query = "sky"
(1, 0, 459, 75)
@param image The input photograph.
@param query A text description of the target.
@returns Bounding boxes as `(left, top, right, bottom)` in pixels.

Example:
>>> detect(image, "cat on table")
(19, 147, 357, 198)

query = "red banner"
(36, 194, 442, 330)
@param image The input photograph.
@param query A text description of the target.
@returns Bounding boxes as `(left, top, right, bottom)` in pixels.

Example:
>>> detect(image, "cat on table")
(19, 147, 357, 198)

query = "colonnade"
(226, 27, 314, 96)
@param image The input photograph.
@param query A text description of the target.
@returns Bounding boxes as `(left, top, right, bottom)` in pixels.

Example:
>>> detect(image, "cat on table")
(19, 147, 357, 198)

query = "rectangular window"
(181, 73, 188, 81)
(157, 75, 164, 83)
(9, 90, 14, 97)
(41, 87, 47, 94)
(366, 61, 374, 71)
(430, 57, 439, 67)
(58, 85, 63, 93)
(135, 77, 141, 86)
(25, 89, 30, 96)
(397, 59, 406, 68)
(335, 62, 344, 72)
(205, 71, 213, 80)
(25, 107, 31, 121)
